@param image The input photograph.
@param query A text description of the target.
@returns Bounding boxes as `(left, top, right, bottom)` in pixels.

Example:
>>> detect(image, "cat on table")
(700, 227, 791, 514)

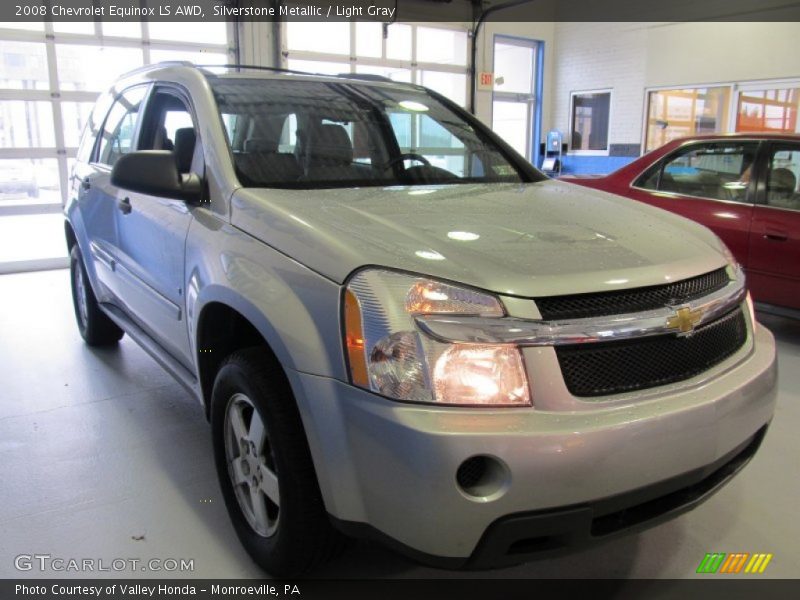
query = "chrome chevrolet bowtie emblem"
(666, 306, 705, 335)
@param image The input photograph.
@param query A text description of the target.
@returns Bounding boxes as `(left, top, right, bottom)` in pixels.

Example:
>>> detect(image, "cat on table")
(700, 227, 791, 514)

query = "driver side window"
(636, 142, 758, 203)
(96, 87, 148, 167)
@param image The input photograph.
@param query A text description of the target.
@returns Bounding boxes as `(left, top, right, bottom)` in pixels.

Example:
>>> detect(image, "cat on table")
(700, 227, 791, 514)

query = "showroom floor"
(1, 269, 798, 579)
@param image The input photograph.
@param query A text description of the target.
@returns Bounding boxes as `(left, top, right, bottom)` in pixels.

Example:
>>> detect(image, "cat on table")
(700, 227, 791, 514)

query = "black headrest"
(174, 127, 196, 173)
(770, 167, 796, 194)
(307, 123, 353, 165)
(244, 137, 279, 153)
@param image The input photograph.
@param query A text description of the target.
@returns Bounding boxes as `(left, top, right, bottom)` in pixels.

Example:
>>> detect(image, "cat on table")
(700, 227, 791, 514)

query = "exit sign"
(478, 72, 494, 91)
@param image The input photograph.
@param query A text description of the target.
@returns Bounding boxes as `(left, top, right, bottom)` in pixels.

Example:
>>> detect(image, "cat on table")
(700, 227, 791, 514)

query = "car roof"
(665, 132, 800, 143)
(116, 61, 422, 92)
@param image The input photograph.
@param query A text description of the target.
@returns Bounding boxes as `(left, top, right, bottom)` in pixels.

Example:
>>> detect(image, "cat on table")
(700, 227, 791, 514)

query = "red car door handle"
(763, 230, 788, 242)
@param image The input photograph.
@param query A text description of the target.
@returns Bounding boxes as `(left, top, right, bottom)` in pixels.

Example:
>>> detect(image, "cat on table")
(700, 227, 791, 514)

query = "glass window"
(636, 142, 758, 203)
(286, 22, 350, 54)
(355, 22, 382, 58)
(0, 158, 61, 206)
(53, 22, 95, 35)
(571, 91, 611, 151)
(0, 22, 44, 31)
(0, 213, 67, 262)
(419, 71, 467, 107)
(736, 88, 799, 134)
(97, 87, 148, 166)
(0, 41, 49, 90)
(386, 24, 412, 61)
(149, 48, 228, 66)
(766, 146, 800, 210)
(287, 59, 350, 76)
(102, 22, 142, 38)
(645, 87, 731, 151)
(61, 102, 96, 148)
(56, 45, 143, 92)
(356, 64, 412, 83)
(416, 27, 467, 66)
(211, 79, 537, 188)
(492, 100, 529, 157)
(493, 42, 534, 95)
(148, 22, 227, 45)
(0, 101, 55, 148)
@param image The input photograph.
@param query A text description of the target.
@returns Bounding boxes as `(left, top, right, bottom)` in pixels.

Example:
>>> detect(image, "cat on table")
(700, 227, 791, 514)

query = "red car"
(563, 134, 800, 314)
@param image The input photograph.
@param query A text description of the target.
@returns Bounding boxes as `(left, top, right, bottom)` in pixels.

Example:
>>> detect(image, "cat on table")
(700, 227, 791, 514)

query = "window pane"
(571, 92, 610, 151)
(736, 88, 800, 134)
(492, 101, 529, 157)
(287, 59, 350, 76)
(0, 213, 68, 262)
(386, 24, 411, 61)
(149, 49, 228, 65)
(102, 22, 143, 38)
(53, 22, 95, 35)
(417, 27, 467, 66)
(0, 101, 55, 147)
(61, 101, 96, 148)
(644, 142, 757, 203)
(0, 22, 44, 31)
(355, 22, 382, 58)
(97, 87, 147, 166)
(56, 45, 143, 92)
(494, 42, 534, 94)
(0, 158, 61, 207)
(148, 22, 227, 45)
(0, 41, 49, 90)
(767, 148, 800, 210)
(645, 87, 730, 151)
(287, 22, 350, 54)
(356, 64, 412, 83)
(419, 71, 467, 107)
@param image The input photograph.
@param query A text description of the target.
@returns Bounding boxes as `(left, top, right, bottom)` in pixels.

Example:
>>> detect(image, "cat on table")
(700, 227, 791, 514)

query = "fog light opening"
(456, 455, 510, 501)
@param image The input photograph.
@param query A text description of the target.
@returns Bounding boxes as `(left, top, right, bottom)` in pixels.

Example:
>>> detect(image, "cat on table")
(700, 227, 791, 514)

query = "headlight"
(344, 269, 530, 406)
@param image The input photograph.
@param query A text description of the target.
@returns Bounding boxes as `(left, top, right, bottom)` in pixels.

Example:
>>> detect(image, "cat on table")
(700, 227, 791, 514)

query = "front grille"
(556, 307, 747, 397)
(536, 267, 730, 320)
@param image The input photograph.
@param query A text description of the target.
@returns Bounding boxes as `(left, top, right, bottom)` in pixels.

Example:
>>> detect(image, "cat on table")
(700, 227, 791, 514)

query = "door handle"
(81, 178, 91, 190)
(118, 197, 132, 215)
(763, 230, 788, 242)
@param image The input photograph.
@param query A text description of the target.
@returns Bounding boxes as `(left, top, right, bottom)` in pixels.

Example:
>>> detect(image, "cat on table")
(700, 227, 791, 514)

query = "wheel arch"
(193, 289, 299, 420)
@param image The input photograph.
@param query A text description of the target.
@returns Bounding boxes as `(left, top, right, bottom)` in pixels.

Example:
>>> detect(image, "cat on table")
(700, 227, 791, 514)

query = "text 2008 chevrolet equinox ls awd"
(65, 63, 777, 575)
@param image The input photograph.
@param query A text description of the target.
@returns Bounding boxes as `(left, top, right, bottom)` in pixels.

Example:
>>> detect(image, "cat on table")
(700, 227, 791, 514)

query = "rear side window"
(96, 86, 148, 167)
(636, 141, 758, 203)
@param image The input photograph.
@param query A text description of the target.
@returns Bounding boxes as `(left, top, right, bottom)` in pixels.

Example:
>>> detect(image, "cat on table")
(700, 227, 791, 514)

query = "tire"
(211, 348, 346, 576)
(69, 245, 124, 346)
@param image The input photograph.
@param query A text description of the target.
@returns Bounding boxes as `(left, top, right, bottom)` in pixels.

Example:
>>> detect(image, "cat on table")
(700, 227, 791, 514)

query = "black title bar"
(2, 0, 800, 22)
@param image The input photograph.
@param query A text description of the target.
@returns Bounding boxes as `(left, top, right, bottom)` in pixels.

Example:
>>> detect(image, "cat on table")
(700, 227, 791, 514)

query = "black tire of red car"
(210, 347, 347, 576)
(69, 245, 125, 346)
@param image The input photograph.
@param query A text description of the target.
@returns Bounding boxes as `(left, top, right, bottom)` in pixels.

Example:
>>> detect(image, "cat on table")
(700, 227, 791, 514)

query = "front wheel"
(211, 348, 346, 576)
(69, 245, 124, 346)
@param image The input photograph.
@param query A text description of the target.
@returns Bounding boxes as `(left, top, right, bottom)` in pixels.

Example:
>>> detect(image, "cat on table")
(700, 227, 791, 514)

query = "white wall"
(552, 21, 800, 149)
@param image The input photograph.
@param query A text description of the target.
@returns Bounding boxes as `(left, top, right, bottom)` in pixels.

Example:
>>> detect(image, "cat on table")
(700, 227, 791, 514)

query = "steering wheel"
(383, 153, 431, 171)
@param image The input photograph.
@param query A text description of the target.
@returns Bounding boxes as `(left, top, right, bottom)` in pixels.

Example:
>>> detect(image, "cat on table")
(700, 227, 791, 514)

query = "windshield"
(210, 77, 539, 189)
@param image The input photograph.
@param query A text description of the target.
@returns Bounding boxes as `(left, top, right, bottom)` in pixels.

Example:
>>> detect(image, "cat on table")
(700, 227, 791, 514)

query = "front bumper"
(288, 324, 777, 566)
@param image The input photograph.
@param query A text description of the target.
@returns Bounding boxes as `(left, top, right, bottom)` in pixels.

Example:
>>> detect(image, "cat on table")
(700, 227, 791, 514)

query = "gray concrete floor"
(0, 269, 798, 579)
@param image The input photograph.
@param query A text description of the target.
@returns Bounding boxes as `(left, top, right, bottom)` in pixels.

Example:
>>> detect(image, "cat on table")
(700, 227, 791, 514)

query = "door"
(113, 86, 201, 367)
(82, 86, 148, 300)
(632, 140, 760, 264)
(746, 141, 800, 309)
(491, 37, 540, 162)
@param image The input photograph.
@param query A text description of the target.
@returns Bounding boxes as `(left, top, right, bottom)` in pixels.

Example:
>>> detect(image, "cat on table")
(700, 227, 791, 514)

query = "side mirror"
(110, 150, 202, 202)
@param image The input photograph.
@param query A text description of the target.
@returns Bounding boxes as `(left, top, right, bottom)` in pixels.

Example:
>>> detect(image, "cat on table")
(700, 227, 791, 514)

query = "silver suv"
(65, 63, 778, 575)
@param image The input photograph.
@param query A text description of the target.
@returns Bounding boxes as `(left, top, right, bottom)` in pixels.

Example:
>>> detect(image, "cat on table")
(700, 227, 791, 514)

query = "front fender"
(185, 211, 347, 381)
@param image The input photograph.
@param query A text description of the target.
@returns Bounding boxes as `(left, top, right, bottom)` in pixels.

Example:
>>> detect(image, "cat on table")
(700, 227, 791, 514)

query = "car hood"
(230, 180, 727, 297)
